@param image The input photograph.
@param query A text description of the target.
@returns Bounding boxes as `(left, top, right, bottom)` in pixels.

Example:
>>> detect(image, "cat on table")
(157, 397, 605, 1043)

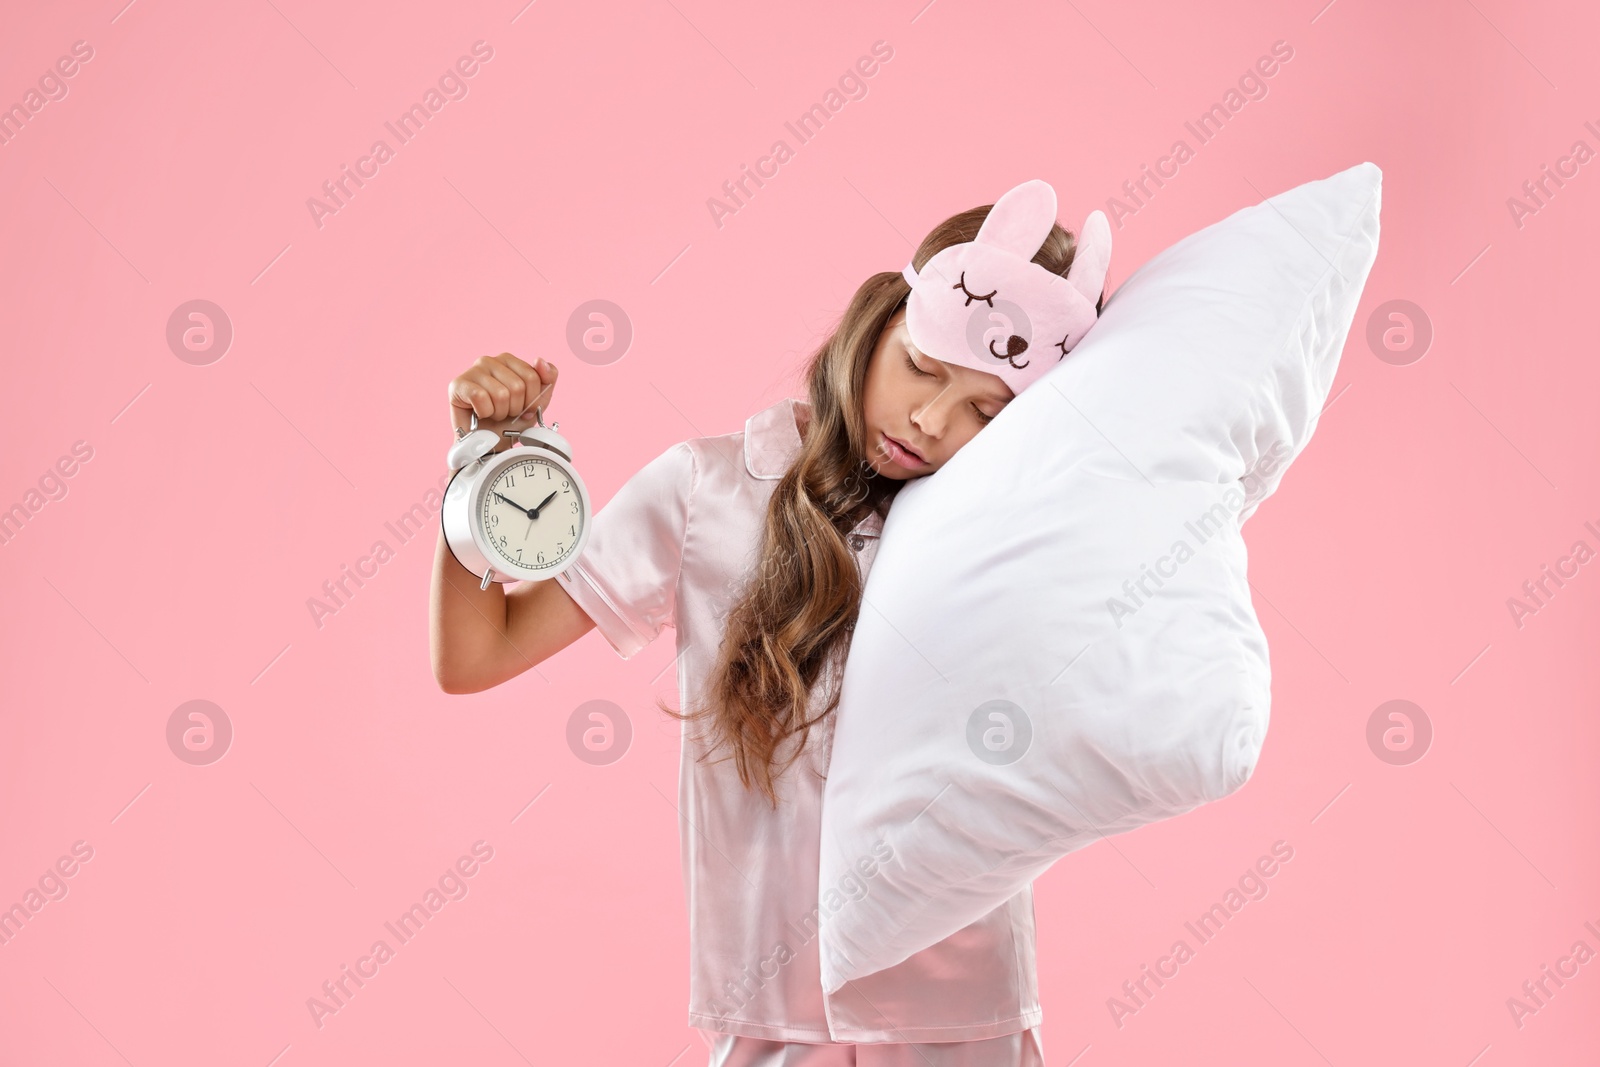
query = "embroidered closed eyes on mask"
(900, 179, 1113, 397)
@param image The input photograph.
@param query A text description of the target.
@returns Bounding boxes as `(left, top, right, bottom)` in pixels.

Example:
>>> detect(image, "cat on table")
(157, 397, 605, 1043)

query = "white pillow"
(817, 162, 1382, 993)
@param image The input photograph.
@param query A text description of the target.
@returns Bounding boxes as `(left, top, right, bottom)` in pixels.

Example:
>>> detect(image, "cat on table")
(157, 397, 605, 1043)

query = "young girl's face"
(861, 306, 1014, 479)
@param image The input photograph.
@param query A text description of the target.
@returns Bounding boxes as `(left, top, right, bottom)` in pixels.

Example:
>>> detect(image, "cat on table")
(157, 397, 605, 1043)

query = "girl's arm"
(429, 354, 596, 694)
(430, 532, 594, 693)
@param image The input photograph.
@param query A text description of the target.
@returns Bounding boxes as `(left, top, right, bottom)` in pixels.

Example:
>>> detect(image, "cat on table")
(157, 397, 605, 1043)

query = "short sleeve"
(555, 440, 695, 660)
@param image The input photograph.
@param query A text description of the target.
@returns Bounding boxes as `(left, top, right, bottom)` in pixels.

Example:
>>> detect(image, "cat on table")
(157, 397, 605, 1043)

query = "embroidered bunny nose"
(995, 335, 1028, 358)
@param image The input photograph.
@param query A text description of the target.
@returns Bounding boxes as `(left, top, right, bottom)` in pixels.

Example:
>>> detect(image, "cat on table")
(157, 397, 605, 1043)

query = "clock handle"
(464, 409, 524, 451)
(525, 404, 556, 432)
(470, 406, 555, 437)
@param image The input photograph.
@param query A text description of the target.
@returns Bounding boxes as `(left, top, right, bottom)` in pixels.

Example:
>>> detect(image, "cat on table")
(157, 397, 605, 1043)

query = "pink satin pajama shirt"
(554, 396, 1043, 1046)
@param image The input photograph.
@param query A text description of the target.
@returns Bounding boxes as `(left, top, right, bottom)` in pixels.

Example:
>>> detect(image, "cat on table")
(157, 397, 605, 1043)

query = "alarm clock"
(441, 405, 592, 589)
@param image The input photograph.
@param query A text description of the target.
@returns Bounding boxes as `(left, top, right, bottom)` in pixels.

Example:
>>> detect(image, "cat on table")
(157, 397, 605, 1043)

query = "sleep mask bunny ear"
(900, 179, 1112, 396)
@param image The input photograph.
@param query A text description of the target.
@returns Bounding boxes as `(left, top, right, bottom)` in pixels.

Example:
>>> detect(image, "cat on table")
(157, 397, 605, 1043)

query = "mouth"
(881, 432, 928, 468)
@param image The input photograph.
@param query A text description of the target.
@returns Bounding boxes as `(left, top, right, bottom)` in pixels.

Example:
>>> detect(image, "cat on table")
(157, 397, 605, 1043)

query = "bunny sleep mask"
(900, 179, 1113, 397)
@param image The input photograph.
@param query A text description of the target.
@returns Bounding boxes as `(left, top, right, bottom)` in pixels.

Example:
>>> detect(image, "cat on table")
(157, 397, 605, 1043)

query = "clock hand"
(492, 491, 537, 519)
(529, 491, 559, 518)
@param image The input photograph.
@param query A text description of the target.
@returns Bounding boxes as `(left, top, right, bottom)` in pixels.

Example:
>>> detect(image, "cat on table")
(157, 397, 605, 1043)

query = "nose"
(910, 389, 954, 438)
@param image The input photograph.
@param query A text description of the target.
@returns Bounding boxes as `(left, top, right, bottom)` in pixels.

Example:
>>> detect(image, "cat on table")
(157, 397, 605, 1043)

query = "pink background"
(2, 0, 1597, 1063)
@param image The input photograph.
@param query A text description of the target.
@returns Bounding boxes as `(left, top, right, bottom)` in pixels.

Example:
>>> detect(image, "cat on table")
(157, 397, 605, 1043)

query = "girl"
(430, 190, 1106, 1066)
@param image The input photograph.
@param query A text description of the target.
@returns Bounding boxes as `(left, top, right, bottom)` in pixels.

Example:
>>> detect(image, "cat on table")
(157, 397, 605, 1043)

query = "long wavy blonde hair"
(661, 200, 1106, 807)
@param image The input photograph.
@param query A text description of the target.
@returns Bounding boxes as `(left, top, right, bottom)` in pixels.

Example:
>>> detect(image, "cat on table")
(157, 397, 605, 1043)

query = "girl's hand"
(448, 353, 558, 444)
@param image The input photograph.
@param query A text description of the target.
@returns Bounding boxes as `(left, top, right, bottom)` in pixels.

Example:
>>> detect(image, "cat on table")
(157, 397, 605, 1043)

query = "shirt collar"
(743, 397, 807, 480)
(743, 397, 883, 538)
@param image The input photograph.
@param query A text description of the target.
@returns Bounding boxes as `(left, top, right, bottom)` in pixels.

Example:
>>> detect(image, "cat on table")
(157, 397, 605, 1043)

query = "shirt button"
(848, 534, 866, 551)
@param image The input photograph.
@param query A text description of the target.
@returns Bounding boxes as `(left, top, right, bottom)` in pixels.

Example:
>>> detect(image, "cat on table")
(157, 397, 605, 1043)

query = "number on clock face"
(480, 456, 583, 571)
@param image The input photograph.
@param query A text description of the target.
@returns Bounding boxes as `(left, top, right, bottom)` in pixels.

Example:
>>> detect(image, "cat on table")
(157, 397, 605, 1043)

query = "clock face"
(478, 454, 585, 572)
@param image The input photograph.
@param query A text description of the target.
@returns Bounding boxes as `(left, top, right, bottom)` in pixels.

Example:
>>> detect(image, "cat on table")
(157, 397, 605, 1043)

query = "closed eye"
(952, 271, 996, 307)
(904, 353, 998, 424)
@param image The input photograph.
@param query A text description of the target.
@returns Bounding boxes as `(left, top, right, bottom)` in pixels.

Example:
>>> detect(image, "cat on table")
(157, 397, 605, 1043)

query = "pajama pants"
(703, 1025, 1046, 1066)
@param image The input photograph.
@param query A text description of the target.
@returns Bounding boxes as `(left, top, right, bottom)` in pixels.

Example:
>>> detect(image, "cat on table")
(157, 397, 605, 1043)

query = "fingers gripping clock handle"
(467, 397, 550, 434)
